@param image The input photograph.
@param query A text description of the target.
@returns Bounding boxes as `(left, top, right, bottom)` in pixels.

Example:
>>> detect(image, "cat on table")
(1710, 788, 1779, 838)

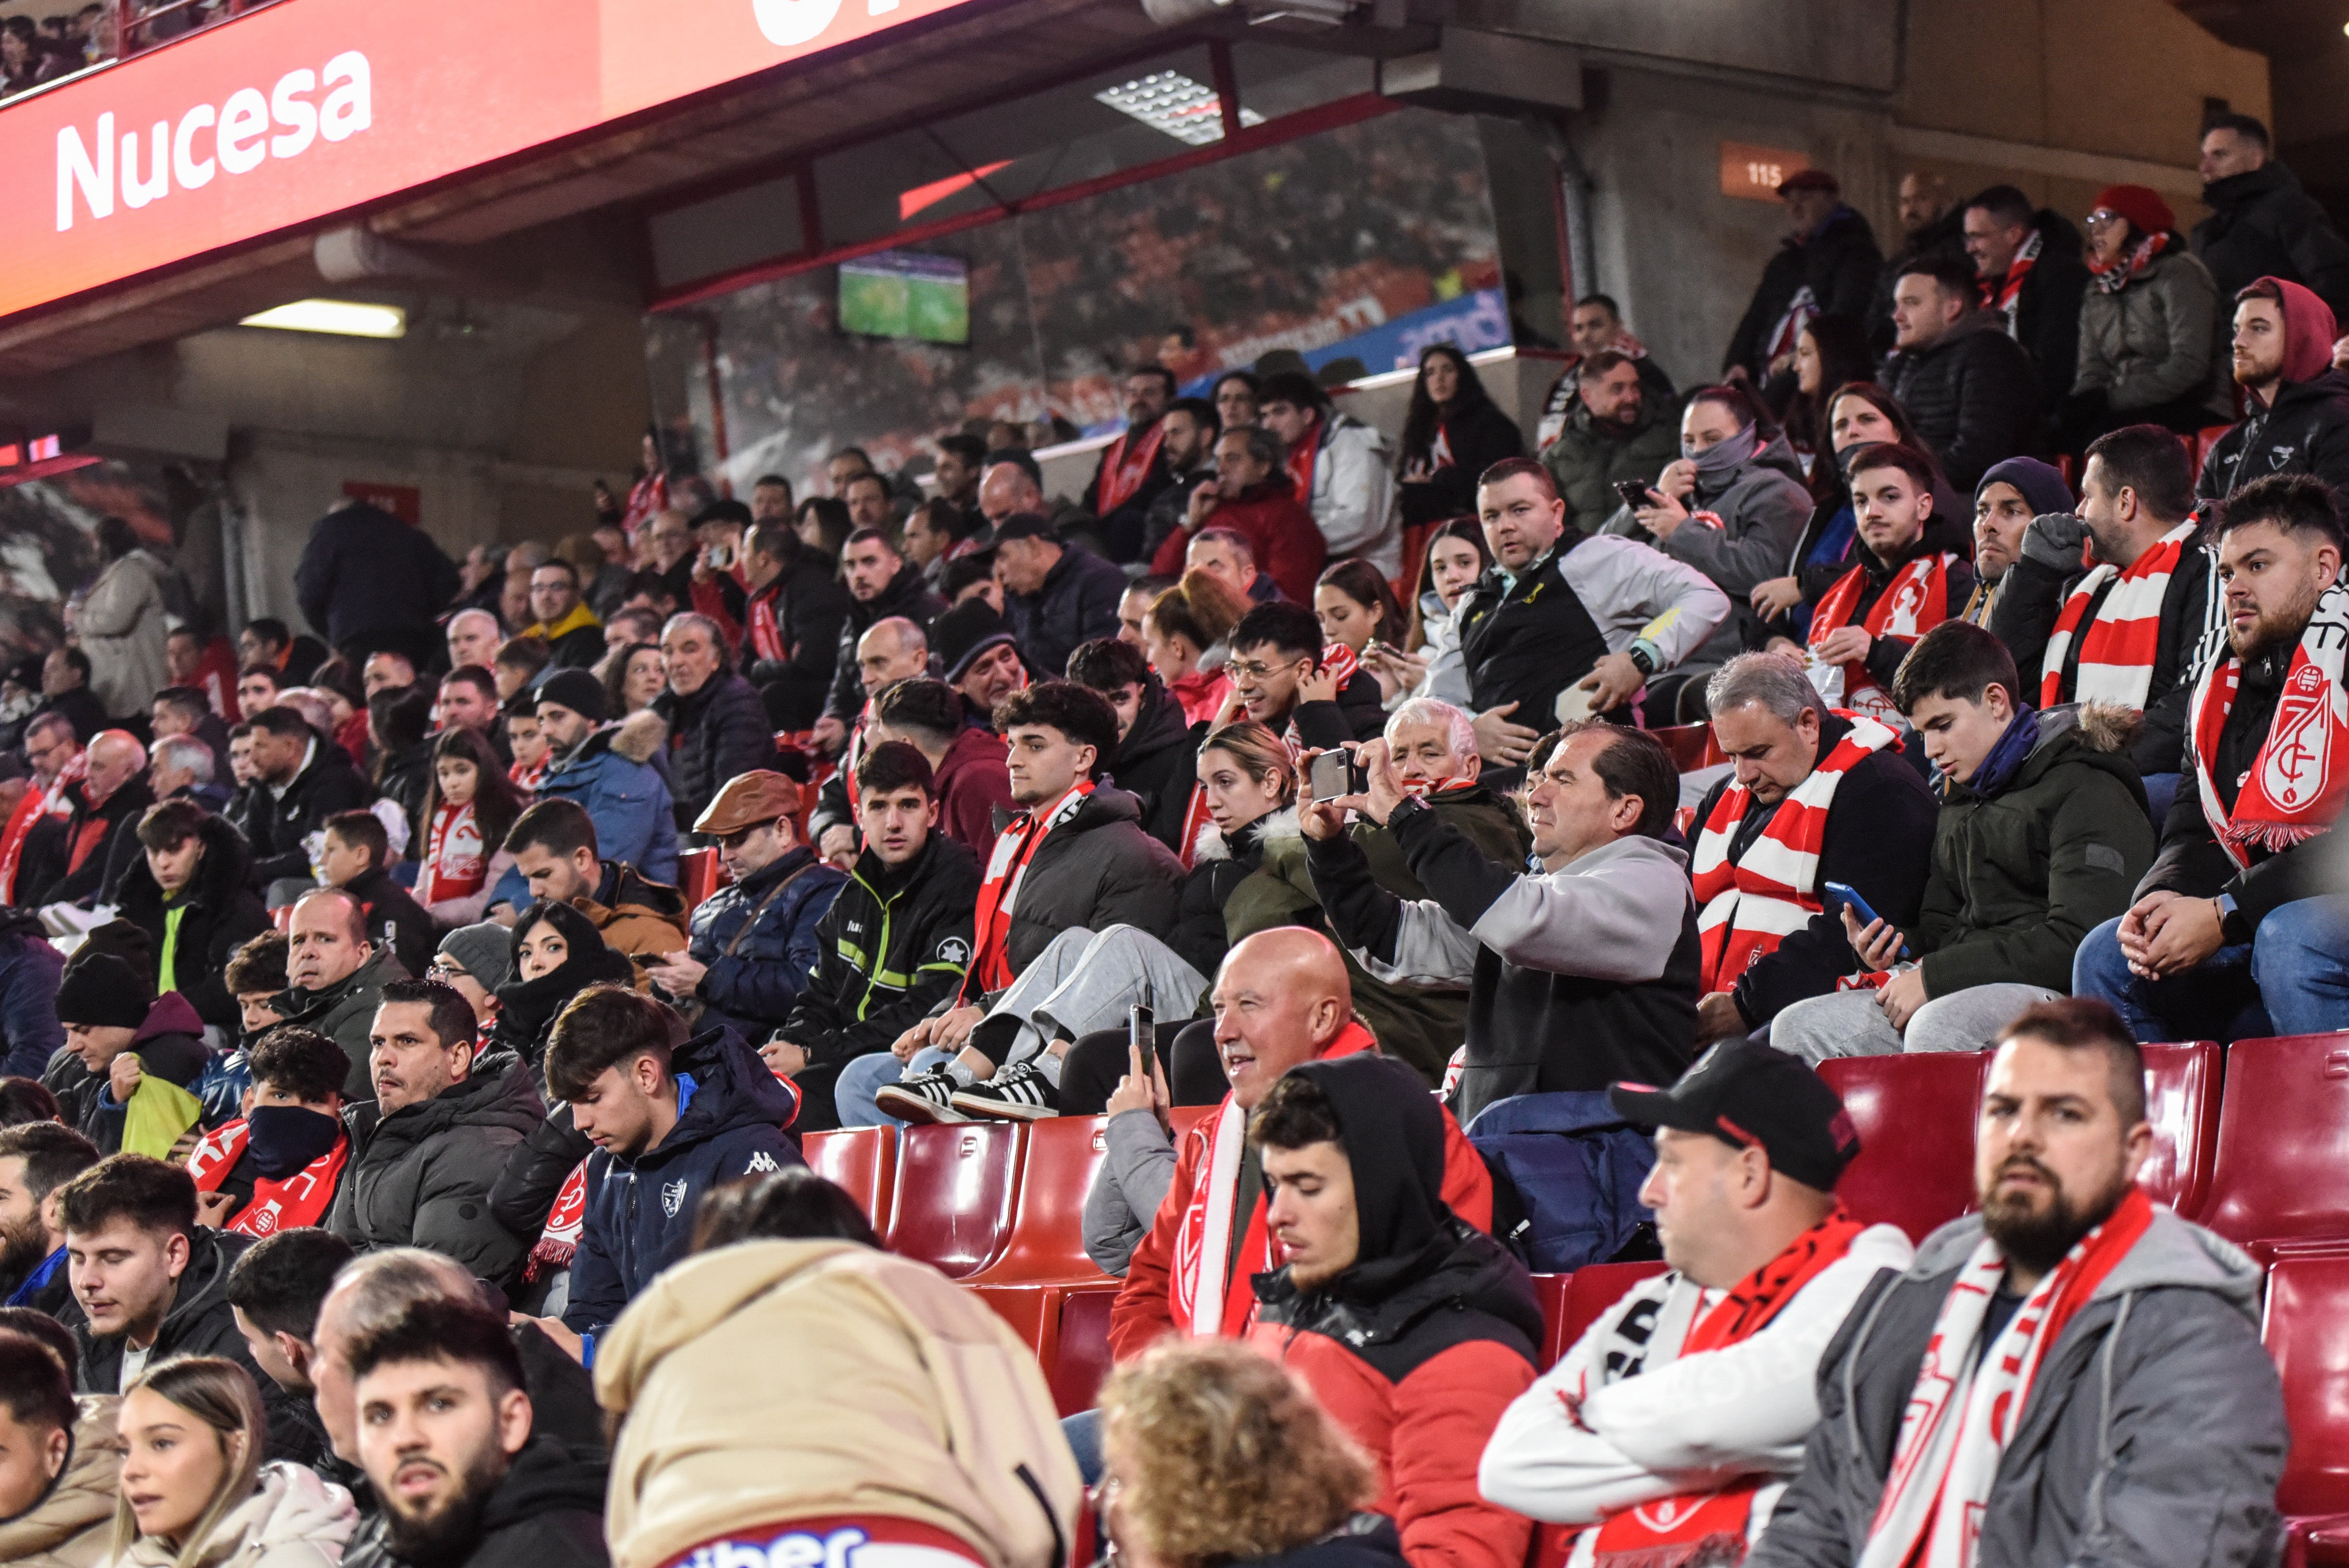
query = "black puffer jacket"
(1106, 682, 1205, 855)
(654, 671, 776, 832)
(743, 558, 852, 730)
(1169, 806, 1303, 977)
(1725, 206, 1884, 381)
(1884, 312, 2043, 491)
(1004, 544, 1129, 680)
(374, 738, 434, 856)
(823, 562, 946, 723)
(112, 812, 269, 1030)
(980, 784, 1185, 993)
(71, 1225, 259, 1393)
(2194, 368, 2349, 507)
(2192, 161, 2349, 322)
(244, 732, 375, 888)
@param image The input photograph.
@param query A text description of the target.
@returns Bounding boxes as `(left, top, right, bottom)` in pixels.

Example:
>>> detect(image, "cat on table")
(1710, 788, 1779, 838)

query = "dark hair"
(152, 686, 209, 726)
(504, 797, 599, 861)
(1211, 370, 1260, 405)
(309, 656, 362, 708)
(0, 1078, 61, 1127)
(746, 522, 801, 570)
(223, 931, 289, 997)
(1066, 637, 1153, 692)
(1476, 455, 1558, 499)
(1581, 347, 1638, 383)
(235, 666, 283, 700)
(1889, 620, 2022, 713)
(1999, 997, 2148, 1125)
(2205, 112, 2270, 151)
(97, 517, 139, 563)
(48, 646, 89, 684)
(1398, 345, 1495, 480)
(324, 809, 388, 874)
(994, 681, 1120, 768)
(2083, 425, 2196, 523)
(983, 449, 1043, 488)
(1575, 292, 1622, 318)
(135, 797, 209, 852)
(1129, 363, 1179, 400)
(1685, 380, 1782, 441)
(940, 553, 999, 602)
(441, 664, 498, 704)
(1965, 184, 2033, 228)
(1165, 396, 1219, 436)
(243, 618, 291, 649)
(2215, 472, 2346, 550)
(844, 526, 901, 562)
(843, 473, 892, 507)
(246, 1026, 350, 1105)
(1257, 371, 1326, 413)
(796, 496, 854, 561)
(1248, 1068, 1343, 1152)
(0, 1308, 78, 1384)
(936, 432, 987, 470)
(375, 978, 479, 1055)
(874, 679, 965, 747)
(494, 636, 552, 678)
(1562, 723, 1678, 839)
(1823, 383, 1938, 466)
(225, 1227, 356, 1343)
(1315, 560, 1407, 646)
(1897, 252, 1982, 303)
(855, 739, 936, 800)
(346, 1296, 524, 1398)
(1784, 316, 1878, 485)
(58, 1153, 196, 1240)
(245, 705, 312, 742)
(0, 1121, 99, 1205)
(1230, 602, 1324, 663)
(909, 498, 976, 547)
(422, 726, 523, 854)
(690, 1169, 880, 1253)
(0, 1330, 74, 1437)
(1188, 527, 1254, 570)
(1845, 440, 1940, 496)
(545, 984, 673, 1103)
(369, 686, 434, 768)
(831, 445, 875, 473)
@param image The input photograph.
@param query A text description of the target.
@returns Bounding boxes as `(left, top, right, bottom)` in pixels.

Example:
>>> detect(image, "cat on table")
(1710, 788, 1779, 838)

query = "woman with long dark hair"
(1394, 345, 1522, 528)
(1363, 519, 1491, 707)
(416, 727, 525, 926)
(1780, 314, 1876, 487)
(488, 899, 636, 1068)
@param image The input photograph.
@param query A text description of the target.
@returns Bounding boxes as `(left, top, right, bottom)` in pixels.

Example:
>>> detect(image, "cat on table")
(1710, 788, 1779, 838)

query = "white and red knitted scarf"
(530, 1159, 591, 1278)
(963, 780, 1095, 998)
(418, 800, 487, 906)
(0, 749, 79, 906)
(1690, 714, 1901, 993)
(1808, 553, 1957, 722)
(1095, 421, 1168, 516)
(2038, 522, 2197, 709)
(186, 1120, 349, 1237)
(1858, 1189, 2153, 1568)
(1981, 229, 2043, 332)
(2189, 582, 2349, 869)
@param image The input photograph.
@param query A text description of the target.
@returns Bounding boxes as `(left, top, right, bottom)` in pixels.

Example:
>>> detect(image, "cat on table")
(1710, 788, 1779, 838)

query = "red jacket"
(1107, 1026, 1492, 1363)
(932, 725, 1014, 863)
(1150, 476, 1327, 604)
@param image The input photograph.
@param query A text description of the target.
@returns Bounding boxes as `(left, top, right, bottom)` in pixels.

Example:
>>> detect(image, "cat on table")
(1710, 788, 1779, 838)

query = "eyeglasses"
(426, 959, 468, 984)
(2084, 209, 2125, 229)
(1225, 656, 1308, 682)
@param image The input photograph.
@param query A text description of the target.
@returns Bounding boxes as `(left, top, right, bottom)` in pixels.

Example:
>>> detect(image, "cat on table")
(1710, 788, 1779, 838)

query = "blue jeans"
(1062, 1409, 1103, 1487)
(2075, 894, 2349, 1042)
(833, 1047, 954, 1127)
(2143, 771, 2180, 828)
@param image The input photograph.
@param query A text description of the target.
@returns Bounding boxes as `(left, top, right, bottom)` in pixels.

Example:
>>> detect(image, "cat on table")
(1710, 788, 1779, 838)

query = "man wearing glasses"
(1225, 601, 1386, 747)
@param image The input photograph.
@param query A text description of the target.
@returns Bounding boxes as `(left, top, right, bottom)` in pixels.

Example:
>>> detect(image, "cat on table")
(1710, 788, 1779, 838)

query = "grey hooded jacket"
(1746, 1207, 2287, 1568)
(1603, 430, 1813, 662)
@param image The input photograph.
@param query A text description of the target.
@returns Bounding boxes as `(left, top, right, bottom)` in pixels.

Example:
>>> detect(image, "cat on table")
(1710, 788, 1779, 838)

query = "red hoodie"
(2265, 274, 2340, 387)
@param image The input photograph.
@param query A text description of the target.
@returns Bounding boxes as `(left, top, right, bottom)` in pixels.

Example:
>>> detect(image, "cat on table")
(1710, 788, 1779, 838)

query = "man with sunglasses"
(646, 772, 845, 1042)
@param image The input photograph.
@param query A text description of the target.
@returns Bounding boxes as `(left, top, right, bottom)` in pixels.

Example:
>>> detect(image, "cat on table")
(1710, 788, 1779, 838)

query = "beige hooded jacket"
(114, 1460, 356, 1568)
(594, 1240, 1081, 1568)
(0, 1396, 122, 1568)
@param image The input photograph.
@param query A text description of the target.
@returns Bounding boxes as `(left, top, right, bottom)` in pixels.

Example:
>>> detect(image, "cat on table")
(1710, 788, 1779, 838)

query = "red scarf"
(2090, 230, 2170, 295)
(1284, 415, 1324, 504)
(418, 800, 487, 906)
(747, 581, 787, 665)
(1571, 1209, 1869, 1567)
(2187, 582, 2349, 870)
(510, 756, 548, 793)
(186, 1119, 350, 1236)
(962, 781, 1095, 998)
(1095, 421, 1168, 516)
(1690, 715, 1900, 993)
(0, 751, 79, 906)
(531, 1158, 591, 1279)
(1808, 552, 1956, 723)
(2038, 523, 2194, 710)
(1980, 228, 2043, 329)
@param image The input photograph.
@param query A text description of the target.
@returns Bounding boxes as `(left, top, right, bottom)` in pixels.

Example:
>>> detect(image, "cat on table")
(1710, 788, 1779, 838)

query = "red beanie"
(2092, 185, 2176, 239)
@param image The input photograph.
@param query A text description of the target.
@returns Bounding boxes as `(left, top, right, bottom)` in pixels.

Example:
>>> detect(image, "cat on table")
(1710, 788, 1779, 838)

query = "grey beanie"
(437, 921, 516, 993)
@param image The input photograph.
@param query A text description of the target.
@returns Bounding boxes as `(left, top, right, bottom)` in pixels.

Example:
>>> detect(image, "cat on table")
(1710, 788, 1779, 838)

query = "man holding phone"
(1769, 621, 2152, 1061)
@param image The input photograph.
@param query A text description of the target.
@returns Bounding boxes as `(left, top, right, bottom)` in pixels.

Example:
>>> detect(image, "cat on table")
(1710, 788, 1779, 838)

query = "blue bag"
(1464, 1090, 1656, 1272)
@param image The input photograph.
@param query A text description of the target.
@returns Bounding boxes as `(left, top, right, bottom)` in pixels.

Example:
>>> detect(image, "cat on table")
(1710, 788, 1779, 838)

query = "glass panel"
(1227, 39, 1375, 121)
(648, 173, 806, 293)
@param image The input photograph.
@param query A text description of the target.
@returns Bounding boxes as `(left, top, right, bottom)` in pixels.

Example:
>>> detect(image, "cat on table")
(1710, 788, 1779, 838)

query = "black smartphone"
(1615, 479, 1654, 510)
(1129, 987, 1154, 1057)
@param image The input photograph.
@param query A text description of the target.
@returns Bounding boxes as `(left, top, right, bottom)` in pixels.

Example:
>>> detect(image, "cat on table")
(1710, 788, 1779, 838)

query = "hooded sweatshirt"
(1248, 1055, 1543, 1568)
(2195, 276, 2349, 506)
(62, 992, 210, 1157)
(116, 1461, 356, 1568)
(0, 1395, 121, 1568)
(72, 1225, 260, 1394)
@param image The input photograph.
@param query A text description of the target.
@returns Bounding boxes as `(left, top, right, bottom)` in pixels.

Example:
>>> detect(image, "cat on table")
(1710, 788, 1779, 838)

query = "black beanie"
(534, 667, 607, 725)
(56, 952, 154, 1029)
(72, 919, 155, 991)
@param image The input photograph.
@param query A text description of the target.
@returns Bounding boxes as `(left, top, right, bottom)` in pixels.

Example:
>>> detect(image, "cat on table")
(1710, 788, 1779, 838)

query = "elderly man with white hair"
(148, 733, 225, 810)
(446, 607, 503, 672)
(648, 610, 773, 834)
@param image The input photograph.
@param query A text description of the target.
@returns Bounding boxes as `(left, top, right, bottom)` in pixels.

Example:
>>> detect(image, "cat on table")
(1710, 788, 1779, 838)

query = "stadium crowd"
(0, 115, 2345, 1568)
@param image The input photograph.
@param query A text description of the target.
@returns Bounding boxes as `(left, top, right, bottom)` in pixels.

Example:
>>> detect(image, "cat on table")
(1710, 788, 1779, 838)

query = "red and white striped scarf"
(186, 1119, 350, 1237)
(1857, 1189, 2153, 1568)
(1690, 714, 1900, 993)
(1980, 228, 2043, 331)
(746, 581, 787, 665)
(0, 750, 80, 906)
(1095, 421, 1168, 516)
(417, 800, 487, 906)
(2188, 582, 2349, 869)
(962, 780, 1095, 998)
(1284, 642, 1359, 749)
(530, 1158, 591, 1278)
(2038, 522, 2196, 709)
(1809, 553, 1957, 723)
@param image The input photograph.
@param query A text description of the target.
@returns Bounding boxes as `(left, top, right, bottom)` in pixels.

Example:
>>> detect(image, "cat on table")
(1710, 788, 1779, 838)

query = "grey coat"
(1081, 1108, 1178, 1276)
(1604, 432, 1813, 662)
(1747, 1208, 2287, 1568)
(2075, 248, 2233, 420)
(272, 945, 412, 1103)
(326, 1054, 547, 1286)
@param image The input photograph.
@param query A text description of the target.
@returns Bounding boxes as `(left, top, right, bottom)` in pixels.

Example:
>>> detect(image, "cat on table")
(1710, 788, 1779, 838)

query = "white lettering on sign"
(751, 0, 842, 45)
(55, 50, 371, 231)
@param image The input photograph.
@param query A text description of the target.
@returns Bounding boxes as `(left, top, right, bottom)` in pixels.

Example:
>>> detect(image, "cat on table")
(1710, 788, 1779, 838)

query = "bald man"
(1104, 929, 1495, 1358)
(35, 728, 150, 906)
(272, 888, 410, 1100)
(809, 616, 933, 861)
(978, 460, 1046, 529)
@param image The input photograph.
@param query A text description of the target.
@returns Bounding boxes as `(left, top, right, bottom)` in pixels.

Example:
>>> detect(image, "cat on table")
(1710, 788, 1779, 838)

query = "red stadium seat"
(1047, 1286, 1123, 1417)
(1558, 1261, 1670, 1351)
(800, 1125, 898, 1233)
(885, 1122, 1025, 1279)
(965, 1116, 1116, 1287)
(677, 846, 724, 910)
(1651, 724, 1714, 773)
(1817, 1053, 1989, 1243)
(2201, 1033, 2349, 1255)
(2194, 424, 2232, 482)
(2137, 1041, 2222, 1218)
(2265, 1252, 2349, 1550)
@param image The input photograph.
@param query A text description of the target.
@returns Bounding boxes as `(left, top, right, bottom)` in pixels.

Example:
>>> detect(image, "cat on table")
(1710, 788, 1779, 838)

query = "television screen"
(838, 251, 970, 345)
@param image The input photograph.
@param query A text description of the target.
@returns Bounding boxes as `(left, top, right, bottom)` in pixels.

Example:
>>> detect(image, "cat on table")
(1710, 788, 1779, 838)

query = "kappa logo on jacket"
(746, 1151, 781, 1174)
(662, 1177, 690, 1217)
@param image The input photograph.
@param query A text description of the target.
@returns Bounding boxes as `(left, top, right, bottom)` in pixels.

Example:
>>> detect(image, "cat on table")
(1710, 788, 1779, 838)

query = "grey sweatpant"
(1770, 980, 2062, 1062)
(985, 925, 1211, 1083)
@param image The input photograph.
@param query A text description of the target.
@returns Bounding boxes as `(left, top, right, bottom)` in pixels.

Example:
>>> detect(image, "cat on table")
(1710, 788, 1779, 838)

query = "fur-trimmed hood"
(1190, 804, 1301, 864)
(605, 708, 668, 765)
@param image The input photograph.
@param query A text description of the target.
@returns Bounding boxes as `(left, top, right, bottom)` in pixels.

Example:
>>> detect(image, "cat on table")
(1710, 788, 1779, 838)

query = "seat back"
(1651, 724, 1714, 773)
(1818, 1053, 1989, 1243)
(801, 1126, 898, 1233)
(884, 1122, 1025, 1278)
(677, 846, 724, 911)
(967, 1116, 1115, 1285)
(1048, 1287, 1122, 1418)
(2204, 1033, 2349, 1250)
(2137, 1041, 2222, 1218)
(1557, 1261, 1670, 1354)
(2266, 1252, 2349, 1517)
(2194, 424, 2232, 482)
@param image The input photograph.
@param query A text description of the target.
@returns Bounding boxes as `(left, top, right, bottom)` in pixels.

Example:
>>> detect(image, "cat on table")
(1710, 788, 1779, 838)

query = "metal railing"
(0, 0, 286, 106)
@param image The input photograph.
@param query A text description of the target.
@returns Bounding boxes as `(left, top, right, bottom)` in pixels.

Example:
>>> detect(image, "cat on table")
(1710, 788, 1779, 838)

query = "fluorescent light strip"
(1094, 71, 1264, 147)
(239, 300, 408, 339)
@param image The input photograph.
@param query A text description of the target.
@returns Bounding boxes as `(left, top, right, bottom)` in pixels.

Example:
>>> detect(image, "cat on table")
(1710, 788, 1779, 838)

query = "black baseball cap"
(1609, 1038, 1859, 1192)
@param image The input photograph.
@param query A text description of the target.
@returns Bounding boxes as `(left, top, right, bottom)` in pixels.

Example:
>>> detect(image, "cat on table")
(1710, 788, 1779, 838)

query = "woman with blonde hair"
(1095, 1338, 1400, 1568)
(111, 1357, 354, 1568)
(1143, 571, 1247, 725)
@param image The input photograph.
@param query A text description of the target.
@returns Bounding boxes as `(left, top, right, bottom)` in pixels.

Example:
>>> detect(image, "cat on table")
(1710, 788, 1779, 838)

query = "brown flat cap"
(693, 770, 803, 835)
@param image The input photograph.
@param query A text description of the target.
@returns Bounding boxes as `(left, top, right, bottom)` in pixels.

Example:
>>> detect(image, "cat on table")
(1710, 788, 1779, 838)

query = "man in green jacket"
(1539, 350, 1682, 531)
(1772, 621, 2154, 1059)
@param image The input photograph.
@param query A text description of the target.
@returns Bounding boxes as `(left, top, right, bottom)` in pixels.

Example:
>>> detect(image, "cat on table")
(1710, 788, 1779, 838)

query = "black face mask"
(245, 1104, 342, 1178)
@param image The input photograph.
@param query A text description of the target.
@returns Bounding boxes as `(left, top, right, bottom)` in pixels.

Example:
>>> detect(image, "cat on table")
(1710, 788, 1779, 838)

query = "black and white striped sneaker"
(951, 1059, 1062, 1121)
(875, 1069, 969, 1124)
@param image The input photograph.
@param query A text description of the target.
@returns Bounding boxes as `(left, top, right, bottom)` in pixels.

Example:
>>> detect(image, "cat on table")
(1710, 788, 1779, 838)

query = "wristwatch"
(1388, 793, 1430, 830)
(1626, 642, 1658, 678)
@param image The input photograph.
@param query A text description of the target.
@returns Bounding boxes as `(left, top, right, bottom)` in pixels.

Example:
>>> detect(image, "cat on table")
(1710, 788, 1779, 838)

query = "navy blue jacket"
(0, 910, 62, 1079)
(685, 844, 846, 1035)
(292, 501, 461, 653)
(562, 1028, 803, 1341)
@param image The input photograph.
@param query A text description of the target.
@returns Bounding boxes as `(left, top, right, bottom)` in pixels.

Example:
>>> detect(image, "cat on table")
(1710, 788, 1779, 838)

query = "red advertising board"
(0, 0, 987, 324)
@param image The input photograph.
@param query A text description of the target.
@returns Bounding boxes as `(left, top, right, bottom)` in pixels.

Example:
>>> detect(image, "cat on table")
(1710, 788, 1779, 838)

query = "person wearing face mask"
(1606, 384, 1814, 722)
(185, 1028, 352, 1240)
(488, 901, 637, 1069)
